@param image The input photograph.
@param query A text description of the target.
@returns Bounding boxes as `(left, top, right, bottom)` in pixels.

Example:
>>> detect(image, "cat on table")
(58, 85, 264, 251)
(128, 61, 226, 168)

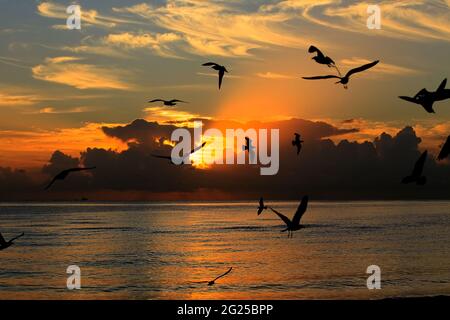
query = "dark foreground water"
(0, 201, 449, 299)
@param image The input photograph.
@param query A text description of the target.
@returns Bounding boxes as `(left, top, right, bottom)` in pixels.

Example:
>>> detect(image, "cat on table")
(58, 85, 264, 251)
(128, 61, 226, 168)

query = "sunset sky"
(0, 0, 449, 199)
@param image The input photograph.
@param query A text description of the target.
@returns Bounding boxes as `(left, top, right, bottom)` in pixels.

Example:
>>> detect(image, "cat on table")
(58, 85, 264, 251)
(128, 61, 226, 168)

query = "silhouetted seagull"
(148, 99, 188, 107)
(152, 142, 207, 165)
(269, 196, 309, 238)
(45, 167, 96, 190)
(292, 133, 304, 155)
(257, 197, 268, 215)
(399, 78, 450, 113)
(202, 62, 228, 90)
(0, 232, 24, 251)
(402, 151, 427, 185)
(303, 60, 379, 89)
(438, 136, 450, 161)
(194, 267, 233, 286)
(242, 137, 256, 163)
(308, 46, 335, 68)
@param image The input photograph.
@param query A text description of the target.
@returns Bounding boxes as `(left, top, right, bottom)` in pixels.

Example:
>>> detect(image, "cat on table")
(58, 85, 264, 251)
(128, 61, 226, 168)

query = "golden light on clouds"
(32, 57, 131, 90)
(0, 123, 128, 168)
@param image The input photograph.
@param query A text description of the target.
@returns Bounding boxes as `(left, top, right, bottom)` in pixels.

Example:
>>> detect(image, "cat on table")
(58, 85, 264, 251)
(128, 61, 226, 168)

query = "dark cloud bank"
(1, 118, 449, 201)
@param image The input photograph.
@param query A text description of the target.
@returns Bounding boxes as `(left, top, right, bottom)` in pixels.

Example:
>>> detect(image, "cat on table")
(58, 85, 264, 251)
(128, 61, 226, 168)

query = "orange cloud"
(0, 123, 128, 169)
(32, 57, 131, 90)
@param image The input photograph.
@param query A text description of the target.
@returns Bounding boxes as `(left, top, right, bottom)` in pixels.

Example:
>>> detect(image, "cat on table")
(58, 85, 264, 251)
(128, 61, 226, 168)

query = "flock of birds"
(1, 45, 450, 287)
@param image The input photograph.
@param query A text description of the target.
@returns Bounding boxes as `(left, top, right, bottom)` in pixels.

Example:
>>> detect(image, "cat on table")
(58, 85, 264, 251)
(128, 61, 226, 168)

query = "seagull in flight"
(308, 45, 342, 76)
(193, 267, 233, 286)
(148, 99, 188, 107)
(437, 136, 450, 161)
(292, 133, 304, 155)
(202, 62, 228, 90)
(402, 151, 427, 185)
(242, 137, 256, 163)
(0, 232, 24, 251)
(269, 196, 309, 238)
(257, 197, 268, 215)
(45, 167, 96, 190)
(303, 60, 379, 89)
(152, 142, 207, 165)
(399, 78, 450, 113)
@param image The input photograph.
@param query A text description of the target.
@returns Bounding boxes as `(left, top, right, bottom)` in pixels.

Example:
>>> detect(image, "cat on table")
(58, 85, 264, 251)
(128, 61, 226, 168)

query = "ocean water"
(0, 201, 449, 300)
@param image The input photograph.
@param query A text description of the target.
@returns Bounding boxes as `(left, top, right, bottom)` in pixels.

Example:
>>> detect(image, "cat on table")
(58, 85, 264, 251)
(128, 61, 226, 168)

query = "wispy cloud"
(32, 56, 131, 90)
(256, 72, 296, 80)
(264, 0, 450, 43)
(113, 1, 312, 57)
(37, 1, 135, 29)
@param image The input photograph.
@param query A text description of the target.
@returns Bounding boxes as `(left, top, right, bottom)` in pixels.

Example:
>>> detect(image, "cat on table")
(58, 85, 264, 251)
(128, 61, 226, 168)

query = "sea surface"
(0, 201, 449, 300)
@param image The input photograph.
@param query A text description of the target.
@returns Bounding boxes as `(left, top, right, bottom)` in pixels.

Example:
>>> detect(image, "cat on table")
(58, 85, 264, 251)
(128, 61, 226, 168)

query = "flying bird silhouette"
(0, 232, 24, 251)
(202, 62, 228, 90)
(45, 167, 96, 190)
(303, 60, 379, 89)
(308, 45, 342, 77)
(148, 99, 188, 107)
(399, 78, 450, 113)
(437, 136, 450, 161)
(402, 151, 428, 185)
(257, 197, 268, 215)
(242, 137, 256, 163)
(193, 267, 233, 286)
(269, 196, 309, 238)
(292, 133, 304, 155)
(152, 142, 207, 165)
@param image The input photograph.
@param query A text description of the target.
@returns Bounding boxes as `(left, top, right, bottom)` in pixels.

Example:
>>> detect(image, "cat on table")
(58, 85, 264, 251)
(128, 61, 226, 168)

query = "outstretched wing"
(152, 154, 172, 160)
(170, 99, 187, 103)
(190, 142, 207, 155)
(437, 78, 447, 92)
(308, 45, 324, 58)
(269, 207, 292, 227)
(259, 197, 264, 207)
(9, 233, 24, 242)
(292, 196, 309, 226)
(0, 232, 6, 245)
(149, 99, 164, 103)
(44, 176, 59, 190)
(345, 60, 379, 78)
(202, 62, 218, 67)
(412, 151, 427, 176)
(399, 96, 420, 105)
(302, 75, 341, 80)
(218, 69, 225, 89)
(438, 136, 450, 161)
(213, 267, 233, 282)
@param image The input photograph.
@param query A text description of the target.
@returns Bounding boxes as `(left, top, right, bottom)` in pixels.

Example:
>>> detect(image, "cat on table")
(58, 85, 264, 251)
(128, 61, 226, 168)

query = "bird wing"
(149, 99, 164, 103)
(438, 136, 450, 160)
(202, 62, 218, 67)
(152, 154, 172, 160)
(213, 267, 233, 282)
(399, 96, 420, 105)
(44, 176, 58, 190)
(345, 60, 379, 78)
(302, 75, 341, 80)
(170, 100, 187, 103)
(218, 69, 225, 89)
(259, 197, 264, 207)
(412, 151, 427, 176)
(190, 142, 207, 155)
(269, 207, 292, 227)
(9, 233, 24, 242)
(0, 233, 6, 245)
(308, 45, 325, 58)
(437, 78, 447, 92)
(292, 196, 309, 226)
